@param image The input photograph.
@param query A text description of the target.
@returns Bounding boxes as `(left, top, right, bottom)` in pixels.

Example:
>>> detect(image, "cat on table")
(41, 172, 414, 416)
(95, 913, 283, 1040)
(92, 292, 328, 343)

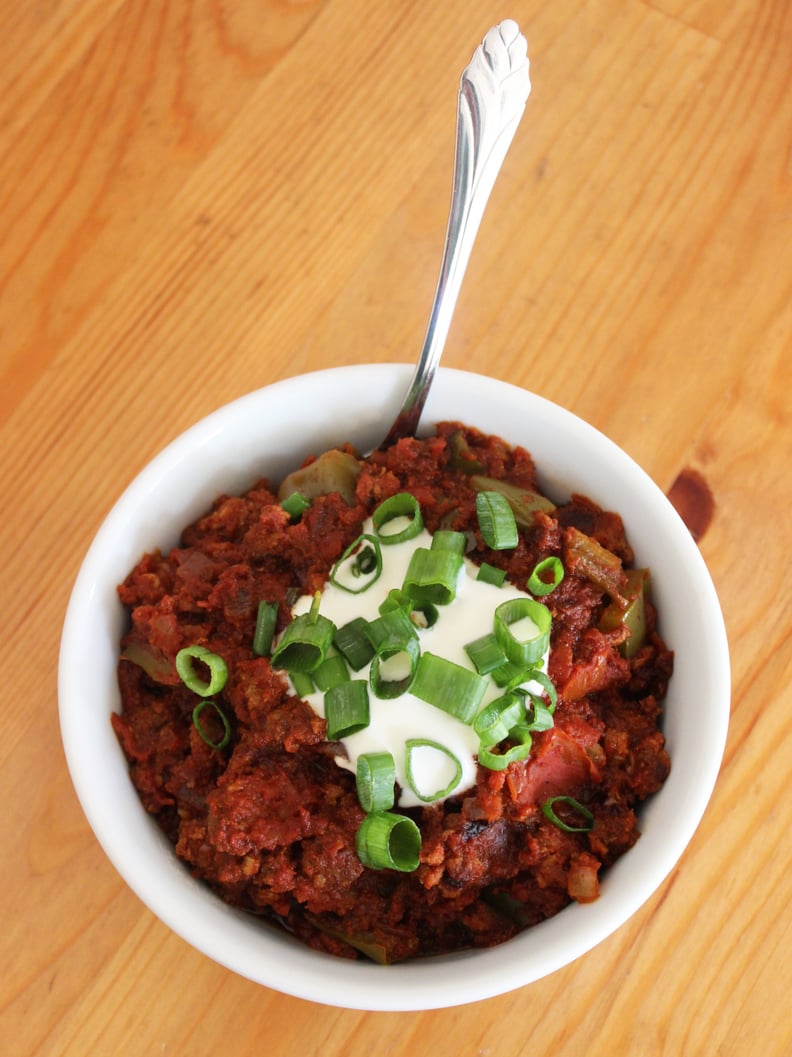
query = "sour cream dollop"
(291, 520, 549, 807)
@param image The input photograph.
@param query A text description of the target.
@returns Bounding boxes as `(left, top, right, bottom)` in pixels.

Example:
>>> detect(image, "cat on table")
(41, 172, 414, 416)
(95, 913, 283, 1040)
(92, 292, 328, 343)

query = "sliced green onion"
(410, 652, 487, 724)
(476, 562, 507, 587)
(431, 529, 466, 555)
(494, 598, 552, 667)
(324, 680, 370, 740)
(470, 475, 556, 523)
(379, 589, 438, 630)
(368, 611, 420, 699)
(355, 812, 421, 872)
(175, 645, 228, 697)
(280, 491, 311, 519)
(409, 601, 439, 630)
(476, 491, 519, 550)
(378, 588, 412, 616)
(527, 556, 565, 596)
(473, 693, 524, 747)
(192, 700, 231, 749)
(290, 669, 315, 698)
(330, 533, 383, 594)
(523, 668, 558, 713)
(478, 724, 533, 771)
(405, 739, 463, 802)
(270, 594, 335, 672)
(356, 751, 396, 812)
(542, 795, 595, 832)
(370, 643, 420, 698)
(333, 617, 375, 671)
(312, 652, 350, 692)
(372, 493, 423, 544)
(521, 696, 555, 732)
(490, 658, 532, 690)
(402, 547, 463, 606)
(464, 632, 507, 676)
(252, 601, 278, 657)
(366, 607, 417, 651)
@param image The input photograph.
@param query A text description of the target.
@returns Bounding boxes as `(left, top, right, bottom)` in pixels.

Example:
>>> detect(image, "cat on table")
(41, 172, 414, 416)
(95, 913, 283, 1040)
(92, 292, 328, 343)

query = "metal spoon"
(379, 20, 531, 449)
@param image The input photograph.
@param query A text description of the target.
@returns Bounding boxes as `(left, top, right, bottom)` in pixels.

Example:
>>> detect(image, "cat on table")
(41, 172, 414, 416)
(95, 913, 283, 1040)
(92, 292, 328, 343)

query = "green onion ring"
(527, 556, 565, 596)
(192, 699, 231, 750)
(477, 724, 533, 771)
(542, 795, 595, 832)
(356, 751, 397, 813)
(355, 811, 422, 872)
(252, 601, 278, 657)
(476, 562, 507, 587)
(403, 547, 463, 606)
(280, 491, 311, 519)
(523, 667, 558, 712)
(175, 645, 228, 697)
(324, 679, 370, 740)
(473, 693, 525, 747)
(476, 491, 519, 550)
(372, 493, 423, 544)
(330, 533, 383, 594)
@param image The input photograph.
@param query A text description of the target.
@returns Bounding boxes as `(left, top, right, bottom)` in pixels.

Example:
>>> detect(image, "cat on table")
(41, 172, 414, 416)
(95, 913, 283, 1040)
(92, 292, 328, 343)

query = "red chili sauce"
(112, 423, 672, 962)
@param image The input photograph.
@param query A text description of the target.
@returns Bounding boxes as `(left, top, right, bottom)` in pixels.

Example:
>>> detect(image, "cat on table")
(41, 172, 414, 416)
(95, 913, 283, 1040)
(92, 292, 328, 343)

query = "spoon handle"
(381, 20, 530, 447)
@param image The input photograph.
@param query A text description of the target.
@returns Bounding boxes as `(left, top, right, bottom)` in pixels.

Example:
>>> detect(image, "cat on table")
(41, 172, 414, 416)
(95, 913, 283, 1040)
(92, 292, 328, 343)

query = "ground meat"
(111, 423, 672, 963)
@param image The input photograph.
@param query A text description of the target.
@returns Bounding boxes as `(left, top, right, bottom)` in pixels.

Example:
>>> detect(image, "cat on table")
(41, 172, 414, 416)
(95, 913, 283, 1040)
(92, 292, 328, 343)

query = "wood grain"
(1, 1, 790, 1054)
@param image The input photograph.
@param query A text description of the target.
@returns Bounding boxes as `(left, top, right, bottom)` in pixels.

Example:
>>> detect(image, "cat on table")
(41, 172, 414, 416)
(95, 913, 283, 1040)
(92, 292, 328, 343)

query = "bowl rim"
(58, 364, 730, 1010)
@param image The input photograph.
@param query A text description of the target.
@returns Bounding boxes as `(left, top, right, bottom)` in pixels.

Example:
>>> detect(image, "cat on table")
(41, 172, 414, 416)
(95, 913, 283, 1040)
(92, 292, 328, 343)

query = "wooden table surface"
(3, 1, 790, 1054)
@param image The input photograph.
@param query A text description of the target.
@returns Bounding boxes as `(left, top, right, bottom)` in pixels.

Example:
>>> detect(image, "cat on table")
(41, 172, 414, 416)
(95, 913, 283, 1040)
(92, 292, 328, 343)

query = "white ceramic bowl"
(59, 365, 730, 1010)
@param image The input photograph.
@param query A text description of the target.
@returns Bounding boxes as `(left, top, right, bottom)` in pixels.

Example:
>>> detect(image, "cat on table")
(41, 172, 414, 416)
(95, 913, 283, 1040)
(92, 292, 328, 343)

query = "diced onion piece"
(355, 812, 421, 872)
(175, 645, 228, 697)
(470, 475, 556, 524)
(370, 635, 420, 698)
(290, 669, 315, 698)
(476, 491, 519, 550)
